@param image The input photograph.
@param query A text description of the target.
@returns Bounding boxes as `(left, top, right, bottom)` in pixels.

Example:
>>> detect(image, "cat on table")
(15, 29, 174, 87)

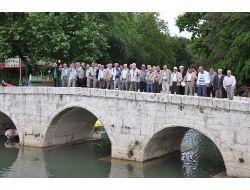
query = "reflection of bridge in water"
(0, 87, 250, 177)
(0, 148, 49, 178)
(1, 132, 224, 178)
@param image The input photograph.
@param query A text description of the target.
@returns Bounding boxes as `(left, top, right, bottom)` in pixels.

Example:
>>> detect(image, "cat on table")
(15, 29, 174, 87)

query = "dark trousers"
(99, 78, 106, 89)
(53, 78, 59, 87)
(77, 78, 84, 87)
(207, 85, 215, 97)
(154, 82, 160, 93)
(198, 85, 207, 97)
(82, 77, 87, 87)
(139, 81, 147, 92)
(180, 86, 185, 95)
(171, 82, 180, 94)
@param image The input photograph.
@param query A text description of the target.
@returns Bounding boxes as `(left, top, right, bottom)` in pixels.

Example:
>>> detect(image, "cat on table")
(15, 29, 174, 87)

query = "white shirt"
(172, 73, 177, 82)
(130, 68, 139, 82)
(111, 68, 117, 80)
(223, 75, 236, 88)
(162, 70, 168, 80)
(61, 68, 69, 77)
(186, 73, 192, 82)
(69, 68, 77, 80)
(121, 69, 128, 80)
(77, 67, 84, 79)
(89, 67, 97, 77)
(98, 69, 104, 80)
(197, 71, 210, 85)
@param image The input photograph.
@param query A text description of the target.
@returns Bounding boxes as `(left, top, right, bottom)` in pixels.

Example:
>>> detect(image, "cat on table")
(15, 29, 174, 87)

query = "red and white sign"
(4, 58, 24, 68)
(0, 58, 25, 69)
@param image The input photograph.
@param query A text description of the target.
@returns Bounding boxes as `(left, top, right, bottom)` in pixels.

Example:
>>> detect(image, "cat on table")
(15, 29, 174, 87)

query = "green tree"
(0, 12, 192, 73)
(176, 12, 250, 86)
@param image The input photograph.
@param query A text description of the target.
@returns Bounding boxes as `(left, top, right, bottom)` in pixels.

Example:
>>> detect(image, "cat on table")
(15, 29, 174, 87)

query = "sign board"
(4, 58, 21, 68)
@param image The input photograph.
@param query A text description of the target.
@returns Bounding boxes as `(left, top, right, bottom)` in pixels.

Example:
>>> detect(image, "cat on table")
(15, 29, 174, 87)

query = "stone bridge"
(0, 87, 250, 177)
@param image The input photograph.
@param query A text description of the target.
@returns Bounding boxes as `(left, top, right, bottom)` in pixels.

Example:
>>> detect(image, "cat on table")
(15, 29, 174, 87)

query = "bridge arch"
(43, 103, 113, 147)
(0, 109, 22, 141)
(143, 125, 228, 174)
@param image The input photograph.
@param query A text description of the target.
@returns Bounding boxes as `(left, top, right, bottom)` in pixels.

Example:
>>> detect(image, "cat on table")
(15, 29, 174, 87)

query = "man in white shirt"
(184, 67, 197, 95)
(160, 65, 171, 94)
(197, 66, 210, 97)
(223, 70, 236, 100)
(76, 63, 84, 87)
(139, 64, 147, 92)
(121, 64, 129, 90)
(129, 63, 140, 91)
(68, 63, 77, 87)
(98, 65, 105, 89)
(87, 62, 98, 88)
(59, 63, 70, 87)
(111, 63, 121, 90)
(104, 63, 113, 89)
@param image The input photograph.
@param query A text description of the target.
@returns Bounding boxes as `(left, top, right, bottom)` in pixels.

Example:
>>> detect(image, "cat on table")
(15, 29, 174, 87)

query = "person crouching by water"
(223, 70, 236, 100)
(4, 129, 20, 148)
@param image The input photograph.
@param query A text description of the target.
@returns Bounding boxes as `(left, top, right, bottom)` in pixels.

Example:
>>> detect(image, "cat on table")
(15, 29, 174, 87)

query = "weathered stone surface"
(0, 87, 249, 177)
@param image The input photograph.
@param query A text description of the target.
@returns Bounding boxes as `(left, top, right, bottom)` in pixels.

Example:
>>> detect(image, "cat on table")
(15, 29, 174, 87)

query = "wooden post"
(19, 58, 22, 86)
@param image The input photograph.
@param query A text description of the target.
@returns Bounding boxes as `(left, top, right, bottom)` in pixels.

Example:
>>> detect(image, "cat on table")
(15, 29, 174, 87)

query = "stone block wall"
(0, 87, 250, 177)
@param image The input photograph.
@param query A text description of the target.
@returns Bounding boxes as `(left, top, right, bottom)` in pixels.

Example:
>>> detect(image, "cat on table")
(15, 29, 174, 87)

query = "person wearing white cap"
(170, 67, 183, 94)
(129, 63, 140, 91)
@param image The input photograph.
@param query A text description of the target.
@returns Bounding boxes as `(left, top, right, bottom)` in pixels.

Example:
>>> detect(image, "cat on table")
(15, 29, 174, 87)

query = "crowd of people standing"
(50, 62, 237, 100)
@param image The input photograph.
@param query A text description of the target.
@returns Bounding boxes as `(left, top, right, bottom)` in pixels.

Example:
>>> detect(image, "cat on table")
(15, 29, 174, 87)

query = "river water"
(0, 129, 225, 178)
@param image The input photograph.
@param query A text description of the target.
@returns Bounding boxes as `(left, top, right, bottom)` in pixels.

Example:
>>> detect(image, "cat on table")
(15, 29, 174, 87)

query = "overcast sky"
(159, 12, 192, 39)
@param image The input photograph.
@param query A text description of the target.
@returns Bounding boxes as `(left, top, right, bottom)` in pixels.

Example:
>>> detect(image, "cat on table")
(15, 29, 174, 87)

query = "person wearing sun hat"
(170, 66, 183, 94)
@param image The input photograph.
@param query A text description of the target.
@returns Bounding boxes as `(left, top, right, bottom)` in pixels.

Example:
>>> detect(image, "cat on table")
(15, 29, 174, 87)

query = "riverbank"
(213, 171, 237, 178)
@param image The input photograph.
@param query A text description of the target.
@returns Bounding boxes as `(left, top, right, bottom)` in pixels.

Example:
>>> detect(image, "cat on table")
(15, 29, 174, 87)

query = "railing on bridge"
(28, 75, 52, 86)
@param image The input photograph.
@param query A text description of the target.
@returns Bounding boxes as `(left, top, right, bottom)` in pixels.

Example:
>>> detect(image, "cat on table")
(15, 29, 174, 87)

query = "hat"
(173, 67, 177, 70)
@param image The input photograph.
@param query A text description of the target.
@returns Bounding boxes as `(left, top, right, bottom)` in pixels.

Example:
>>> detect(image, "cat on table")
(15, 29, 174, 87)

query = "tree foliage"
(0, 12, 192, 70)
(176, 12, 250, 86)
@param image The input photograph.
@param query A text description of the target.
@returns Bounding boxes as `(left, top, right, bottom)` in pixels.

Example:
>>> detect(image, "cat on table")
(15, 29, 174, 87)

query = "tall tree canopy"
(176, 12, 250, 86)
(0, 12, 192, 69)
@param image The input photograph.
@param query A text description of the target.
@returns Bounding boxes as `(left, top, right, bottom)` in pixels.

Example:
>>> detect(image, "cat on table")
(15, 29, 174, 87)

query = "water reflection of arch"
(0, 148, 49, 178)
(0, 137, 19, 176)
(0, 141, 112, 178)
(143, 126, 226, 177)
(44, 142, 111, 178)
(43, 104, 114, 148)
(109, 159, 144, 178)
